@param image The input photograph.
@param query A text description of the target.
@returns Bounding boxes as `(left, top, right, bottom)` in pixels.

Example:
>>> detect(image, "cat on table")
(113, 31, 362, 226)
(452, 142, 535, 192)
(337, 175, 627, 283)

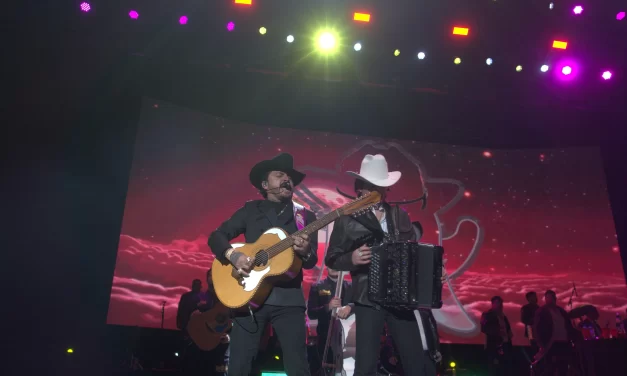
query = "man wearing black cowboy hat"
(208, 153, 318, 376)
(325, 154, 439, 376)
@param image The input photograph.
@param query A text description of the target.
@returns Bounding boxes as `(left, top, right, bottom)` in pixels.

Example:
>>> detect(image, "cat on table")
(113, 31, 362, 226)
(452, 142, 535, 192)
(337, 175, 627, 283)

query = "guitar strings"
(234, 192, 377, 271)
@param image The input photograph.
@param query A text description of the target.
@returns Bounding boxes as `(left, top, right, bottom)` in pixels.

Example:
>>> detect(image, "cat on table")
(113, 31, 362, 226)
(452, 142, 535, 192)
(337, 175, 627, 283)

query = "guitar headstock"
(339, 191, 382, 217)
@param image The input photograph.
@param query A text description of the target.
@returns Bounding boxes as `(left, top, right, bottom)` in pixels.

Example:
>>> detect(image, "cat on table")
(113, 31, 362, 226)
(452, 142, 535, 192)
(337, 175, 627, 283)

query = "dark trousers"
(544, 341, 571, 376)
(229, 305, 310, 376)
(182, 342, 229, 376)
(354, 304, 436, 376)
(486, 342, 513, 376)
(530, 340, 539, 356)
(317, 333, 334, 363)
(316, 323, 342, 372)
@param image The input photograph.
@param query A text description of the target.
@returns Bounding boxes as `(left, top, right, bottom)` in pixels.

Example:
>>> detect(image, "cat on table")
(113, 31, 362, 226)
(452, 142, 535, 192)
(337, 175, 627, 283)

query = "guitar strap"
(293, 201, 306, 231)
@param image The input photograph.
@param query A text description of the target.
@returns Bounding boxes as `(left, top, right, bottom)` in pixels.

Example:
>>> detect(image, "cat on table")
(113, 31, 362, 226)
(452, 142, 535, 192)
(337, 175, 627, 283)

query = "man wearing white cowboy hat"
(325, 154, 437, 376)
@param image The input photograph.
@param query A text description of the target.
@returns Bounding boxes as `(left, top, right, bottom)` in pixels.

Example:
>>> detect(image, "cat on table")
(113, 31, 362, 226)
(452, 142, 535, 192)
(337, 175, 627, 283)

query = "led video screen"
(107, 98, 625, 345)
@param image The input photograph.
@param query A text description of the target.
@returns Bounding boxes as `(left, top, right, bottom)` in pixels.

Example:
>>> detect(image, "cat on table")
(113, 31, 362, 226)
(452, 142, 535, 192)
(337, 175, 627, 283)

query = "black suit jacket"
(481, 309, 513, 350)
(207, 200, 318, 307)
(307, 277, 353, 337)
(177, 290, 202, 332)
(324, 203, 416, 307)
(521, 303, 539, 338)
(533, 305, 580, 347)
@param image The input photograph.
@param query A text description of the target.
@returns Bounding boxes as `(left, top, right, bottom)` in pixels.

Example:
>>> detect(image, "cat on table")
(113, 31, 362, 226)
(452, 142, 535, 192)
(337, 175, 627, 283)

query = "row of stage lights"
(78, 2, 627, 22)
(79, 0, 625, 20)
(78, 1, 623, 81)
(237, 27, 616, 81)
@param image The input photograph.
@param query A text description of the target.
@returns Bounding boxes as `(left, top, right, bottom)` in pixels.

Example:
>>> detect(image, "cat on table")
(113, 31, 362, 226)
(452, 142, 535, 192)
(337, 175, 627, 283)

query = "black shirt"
(520, 302, 539, 337)
(177, 290, 203, 332)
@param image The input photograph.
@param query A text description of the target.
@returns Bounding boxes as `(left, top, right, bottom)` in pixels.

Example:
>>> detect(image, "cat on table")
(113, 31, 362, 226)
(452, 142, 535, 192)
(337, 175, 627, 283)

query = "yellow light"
(67, 348, 74, 354)
(234, 0, 252, 4)
(450, 361, 456, 368)
(317, 32, 336, 51)
(452, 27, 469, 36)
(394, 49, 400, 56)
(274, 355, 280, 360)
(259, 27, 267, 35)
(454, 57, 461, 65)
(353, 12, 371, 23)
(552, 40, 568, 49)
(516, 65, 523, 72)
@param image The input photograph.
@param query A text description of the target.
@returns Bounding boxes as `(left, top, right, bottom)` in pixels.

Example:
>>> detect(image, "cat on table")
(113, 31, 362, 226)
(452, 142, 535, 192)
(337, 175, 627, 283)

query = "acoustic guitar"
(212, 191, 381, 309)
(187, 302, 232, 351)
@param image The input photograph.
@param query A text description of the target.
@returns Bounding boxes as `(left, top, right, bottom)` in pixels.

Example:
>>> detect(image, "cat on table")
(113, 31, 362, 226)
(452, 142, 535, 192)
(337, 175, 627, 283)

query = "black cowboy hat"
(249, 153, 306, 189)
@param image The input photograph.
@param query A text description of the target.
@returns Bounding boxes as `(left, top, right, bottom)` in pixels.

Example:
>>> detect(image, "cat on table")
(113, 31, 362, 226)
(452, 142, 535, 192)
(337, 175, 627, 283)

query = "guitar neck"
(264, 191, 380, 259)
(265, 210, 343, 258)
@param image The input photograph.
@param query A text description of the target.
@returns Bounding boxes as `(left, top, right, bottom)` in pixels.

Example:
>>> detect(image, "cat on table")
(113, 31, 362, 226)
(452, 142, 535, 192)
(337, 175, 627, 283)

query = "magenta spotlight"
(573, 6, 583, 15)
(618, 12, 626, 21)
(129, 10, 139, 19)
(602, 71, 612, 80)
(80, 2, 91, 12)
(179, 16, 188, 25)
(554, 59, 578, 82)
(227, 22, 235, 31)
(562, 66, 572, 75)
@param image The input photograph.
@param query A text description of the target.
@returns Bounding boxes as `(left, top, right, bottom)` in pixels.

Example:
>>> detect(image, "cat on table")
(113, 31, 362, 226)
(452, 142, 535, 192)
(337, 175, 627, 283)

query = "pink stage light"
(617, 12, 625, 21)
(80, 2, 91, 12)
(227, 22, 235, 31)
(562, 66, 572, 75)
(179, 16, 188, 25)
(573, 6, 583, 15)
(129, 10, 139, 19)
(602, 71, 612, 80)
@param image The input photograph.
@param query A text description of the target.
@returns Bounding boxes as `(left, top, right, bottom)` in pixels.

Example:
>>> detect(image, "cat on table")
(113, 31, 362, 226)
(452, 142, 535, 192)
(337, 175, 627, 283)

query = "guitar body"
(187, 302, 232, 351)
(212, 228, 302, 309)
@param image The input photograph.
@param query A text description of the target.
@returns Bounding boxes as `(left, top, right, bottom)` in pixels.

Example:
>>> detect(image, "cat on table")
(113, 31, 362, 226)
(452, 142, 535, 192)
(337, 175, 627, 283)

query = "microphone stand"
(567, 285, 575, 311)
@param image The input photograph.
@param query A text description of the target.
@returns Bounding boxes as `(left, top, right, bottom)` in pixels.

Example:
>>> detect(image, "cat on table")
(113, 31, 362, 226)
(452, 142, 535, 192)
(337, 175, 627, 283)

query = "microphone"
(265, 181, 292, 192)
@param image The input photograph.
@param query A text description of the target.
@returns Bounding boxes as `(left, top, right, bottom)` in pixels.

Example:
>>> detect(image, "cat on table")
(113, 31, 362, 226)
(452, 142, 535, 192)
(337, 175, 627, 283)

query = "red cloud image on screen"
(107, 99, 626, 345)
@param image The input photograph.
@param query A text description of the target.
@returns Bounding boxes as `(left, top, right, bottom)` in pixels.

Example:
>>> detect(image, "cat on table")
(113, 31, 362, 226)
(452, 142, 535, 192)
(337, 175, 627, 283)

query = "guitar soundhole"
(255, 250, 269, 267)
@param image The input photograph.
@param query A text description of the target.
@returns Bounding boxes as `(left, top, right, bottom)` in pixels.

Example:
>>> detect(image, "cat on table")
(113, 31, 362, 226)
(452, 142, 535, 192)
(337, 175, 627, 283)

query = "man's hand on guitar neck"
(227, 249, 254, 277)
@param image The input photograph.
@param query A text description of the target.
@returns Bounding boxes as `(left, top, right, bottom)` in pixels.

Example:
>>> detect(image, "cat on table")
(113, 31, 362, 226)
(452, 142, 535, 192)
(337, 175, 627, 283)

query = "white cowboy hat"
(346, 154, 401, 187)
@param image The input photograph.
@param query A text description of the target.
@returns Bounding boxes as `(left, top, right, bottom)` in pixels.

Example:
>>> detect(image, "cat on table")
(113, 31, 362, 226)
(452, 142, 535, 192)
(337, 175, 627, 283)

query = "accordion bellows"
(368, 242, 444, 309)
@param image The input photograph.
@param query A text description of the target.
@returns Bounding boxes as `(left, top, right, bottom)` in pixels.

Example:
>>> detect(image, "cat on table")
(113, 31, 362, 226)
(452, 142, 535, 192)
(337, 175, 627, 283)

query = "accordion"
(368, 241, 444, 309)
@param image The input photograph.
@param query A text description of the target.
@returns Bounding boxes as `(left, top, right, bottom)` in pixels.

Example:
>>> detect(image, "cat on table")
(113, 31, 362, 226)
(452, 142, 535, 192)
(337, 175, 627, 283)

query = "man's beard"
(277, 187, 293, 202)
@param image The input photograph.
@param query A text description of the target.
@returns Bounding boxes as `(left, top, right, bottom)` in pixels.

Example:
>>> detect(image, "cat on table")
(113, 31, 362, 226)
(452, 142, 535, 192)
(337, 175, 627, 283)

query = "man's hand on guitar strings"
(231, 251, 253, 277)
(291, 233, 310, 257)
